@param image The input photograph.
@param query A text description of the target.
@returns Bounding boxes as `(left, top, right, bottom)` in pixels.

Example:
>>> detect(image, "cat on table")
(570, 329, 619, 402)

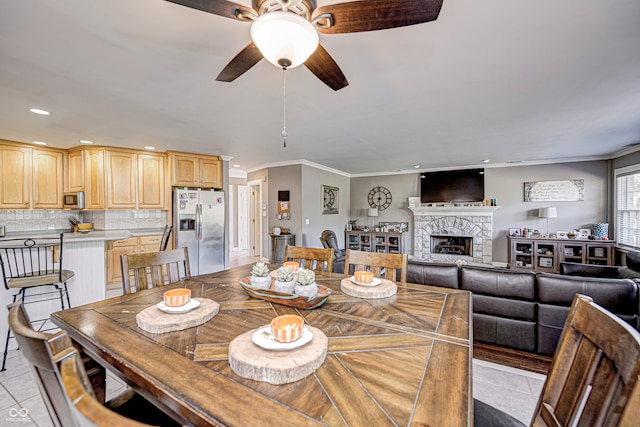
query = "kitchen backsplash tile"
(0, 210, 167, 233)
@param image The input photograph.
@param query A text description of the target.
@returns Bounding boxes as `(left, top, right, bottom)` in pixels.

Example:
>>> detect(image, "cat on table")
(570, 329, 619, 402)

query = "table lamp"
(538, 207, 557, 237)
(367, 207, 378, 230)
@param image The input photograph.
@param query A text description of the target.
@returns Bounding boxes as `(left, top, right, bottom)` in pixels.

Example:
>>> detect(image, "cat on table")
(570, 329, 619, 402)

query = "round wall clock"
(368, 186, 392, 211)
(324, 188, 335, 209)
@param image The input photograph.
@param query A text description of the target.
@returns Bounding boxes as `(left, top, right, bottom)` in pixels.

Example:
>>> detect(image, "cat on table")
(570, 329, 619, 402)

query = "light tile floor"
(1, 251, 543, 425)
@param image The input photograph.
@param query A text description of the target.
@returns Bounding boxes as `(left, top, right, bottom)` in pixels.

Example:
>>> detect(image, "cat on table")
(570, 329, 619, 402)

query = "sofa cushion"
(473, 313, 536, 353)
(473, 294, 536, 321)
(559, 262, 620, 278)
(406, 261, 459, 289)
(625, 250, 640, 272)
(460, 266, 536, 301)
(536, 273, 638, 315)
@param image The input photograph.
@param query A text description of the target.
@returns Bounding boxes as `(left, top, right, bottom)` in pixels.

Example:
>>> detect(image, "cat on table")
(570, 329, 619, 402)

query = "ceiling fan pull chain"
(282, 67, 287, 148)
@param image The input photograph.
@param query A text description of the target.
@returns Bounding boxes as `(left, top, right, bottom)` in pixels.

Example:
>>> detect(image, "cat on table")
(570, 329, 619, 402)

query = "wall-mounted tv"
(420, 168, 485, 203)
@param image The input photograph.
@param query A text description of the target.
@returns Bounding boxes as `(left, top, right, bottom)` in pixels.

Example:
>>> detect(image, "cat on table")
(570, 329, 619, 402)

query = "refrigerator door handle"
(196, 203, 202, 240)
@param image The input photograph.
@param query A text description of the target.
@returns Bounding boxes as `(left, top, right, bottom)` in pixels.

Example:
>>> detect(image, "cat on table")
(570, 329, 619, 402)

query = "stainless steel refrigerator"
(173, 188, 225, 276)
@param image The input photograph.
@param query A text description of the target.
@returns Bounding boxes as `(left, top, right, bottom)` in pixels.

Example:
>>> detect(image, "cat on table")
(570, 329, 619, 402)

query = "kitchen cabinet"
(69, 147, 166, 210)
(33, 149, 64, 209)
(0, 143, 31, 209)
(508, 237, 615, 272)
(106, 235, 164, 284)
(168, 151, 222, 188)
(0, 142, 65, 209)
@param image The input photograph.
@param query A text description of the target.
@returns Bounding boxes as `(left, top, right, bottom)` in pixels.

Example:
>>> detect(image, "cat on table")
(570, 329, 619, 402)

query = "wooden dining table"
(51, 264, 473, 426)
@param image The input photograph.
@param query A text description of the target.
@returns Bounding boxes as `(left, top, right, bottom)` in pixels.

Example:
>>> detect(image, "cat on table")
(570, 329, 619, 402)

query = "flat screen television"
(420, 168, 485, 203)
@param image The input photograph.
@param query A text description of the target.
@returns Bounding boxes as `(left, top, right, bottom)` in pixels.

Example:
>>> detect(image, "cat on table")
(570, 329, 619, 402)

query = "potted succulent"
(249, 262, 272, 289)
(294, 268, 318, 298)
(274, 266, 296, 293)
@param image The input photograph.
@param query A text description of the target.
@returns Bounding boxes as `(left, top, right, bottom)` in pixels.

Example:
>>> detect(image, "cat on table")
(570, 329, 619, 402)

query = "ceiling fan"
(166, 0, 444, 91)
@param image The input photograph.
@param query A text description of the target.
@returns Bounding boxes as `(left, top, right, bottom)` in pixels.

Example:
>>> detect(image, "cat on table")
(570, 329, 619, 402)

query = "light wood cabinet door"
(172, 155, 199, 187)
(138, 154, 165, 209)
(67, 150, 84, 192)
(199, 157, 222, 188)
(33, 149, 63, 209)
(106, 150, 137, 209)
(0, 145, 31, 209)
(85, 148, 105, 209)
(107, 246, 137, 284)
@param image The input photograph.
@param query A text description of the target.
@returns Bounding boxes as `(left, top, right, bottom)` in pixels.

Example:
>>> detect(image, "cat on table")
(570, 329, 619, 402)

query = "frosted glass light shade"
(250, 12, 319, 69)
(538, 207, 557, 218)
(368, 208, 379, 217)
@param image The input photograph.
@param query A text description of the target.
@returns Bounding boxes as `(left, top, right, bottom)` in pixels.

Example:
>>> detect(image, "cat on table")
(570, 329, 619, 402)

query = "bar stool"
(1, 233, 74, 371)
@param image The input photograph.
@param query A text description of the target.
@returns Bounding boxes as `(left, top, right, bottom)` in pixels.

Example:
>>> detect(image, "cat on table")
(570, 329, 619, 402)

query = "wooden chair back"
(60, 351, 152, 427)
(8, 302, 78, 427)
(284, 245, 334, 272)
(120, 248, 190, 294)
(532, 294, 640, 426)
(159, 225, 173, 251)
(344, 249, 408, 282)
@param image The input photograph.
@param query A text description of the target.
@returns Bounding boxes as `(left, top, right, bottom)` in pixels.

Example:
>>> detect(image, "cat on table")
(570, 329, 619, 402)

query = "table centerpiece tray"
(239, 277, 331, 309)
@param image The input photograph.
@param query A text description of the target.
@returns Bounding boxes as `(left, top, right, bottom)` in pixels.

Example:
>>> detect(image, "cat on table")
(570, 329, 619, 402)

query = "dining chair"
(344, 249, 408, 282)
(1, 233, 74, 372)
(7, 302, 180, 427)
(120, 247, 190, 294)
(475, 294, 640, 427)
(283, 245, 334, 272)
(159, 225, 173, 251)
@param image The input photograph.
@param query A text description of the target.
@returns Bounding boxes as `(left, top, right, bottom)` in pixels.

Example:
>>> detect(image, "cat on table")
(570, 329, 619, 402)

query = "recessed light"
(80, 140, 93, 144)
(29, 108, 50, 115)
(144, 146, 155, 150)
(414, 165, 420, 169)
(482, 159, 490, 163)
(233, 164, 241, 168)
(33, 141, 47, 146)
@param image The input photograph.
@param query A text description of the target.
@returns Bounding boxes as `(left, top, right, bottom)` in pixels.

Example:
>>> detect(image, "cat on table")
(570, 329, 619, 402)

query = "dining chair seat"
(283, 245, 334, 272)
(6, 270, 75, 289)
(344, 249, 408, 282)
(475, 294, 640, 426)
(1, 233, 74, 372)
(7, 302, 180, 427)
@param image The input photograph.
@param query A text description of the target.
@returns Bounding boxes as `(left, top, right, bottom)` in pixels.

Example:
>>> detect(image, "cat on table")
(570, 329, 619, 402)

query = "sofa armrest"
(559, 262, 620, 278)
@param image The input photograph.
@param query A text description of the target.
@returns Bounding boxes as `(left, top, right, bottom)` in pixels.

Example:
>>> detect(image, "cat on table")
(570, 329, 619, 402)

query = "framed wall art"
(508, 228, 521, 237)
(322, 185, 339, 215)
(523, 179, 584, 202)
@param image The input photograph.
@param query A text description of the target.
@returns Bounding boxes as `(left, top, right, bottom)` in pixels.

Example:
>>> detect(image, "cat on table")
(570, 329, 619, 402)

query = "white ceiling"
(1, 0, 639, 176)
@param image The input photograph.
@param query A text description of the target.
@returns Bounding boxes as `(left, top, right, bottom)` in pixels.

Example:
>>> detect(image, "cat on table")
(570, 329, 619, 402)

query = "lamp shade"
(250, 12, 319, 69)
(368, 208, 379, 217)
(538, 207, 557, 218)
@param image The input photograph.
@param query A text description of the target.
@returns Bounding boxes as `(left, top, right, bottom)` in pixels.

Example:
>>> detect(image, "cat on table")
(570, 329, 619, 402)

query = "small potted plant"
(294, 268, 317, 298)
(249, 262, 271, 289)
(274, 266, 295, 293)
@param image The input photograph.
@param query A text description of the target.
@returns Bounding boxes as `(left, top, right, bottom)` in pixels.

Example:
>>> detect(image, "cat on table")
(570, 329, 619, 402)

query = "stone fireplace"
(409, 206, 499, 264)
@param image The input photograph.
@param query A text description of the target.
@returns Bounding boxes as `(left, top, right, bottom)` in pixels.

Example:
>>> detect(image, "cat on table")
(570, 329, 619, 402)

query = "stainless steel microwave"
(63, 191, 85, 209)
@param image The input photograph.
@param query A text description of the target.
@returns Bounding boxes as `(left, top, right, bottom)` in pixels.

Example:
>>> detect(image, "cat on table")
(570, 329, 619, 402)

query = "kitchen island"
(1, 228, 165, 354)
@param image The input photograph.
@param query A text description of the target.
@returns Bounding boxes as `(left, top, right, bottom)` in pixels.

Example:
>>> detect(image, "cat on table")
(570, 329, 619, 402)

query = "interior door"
(248, 180, 262, 258)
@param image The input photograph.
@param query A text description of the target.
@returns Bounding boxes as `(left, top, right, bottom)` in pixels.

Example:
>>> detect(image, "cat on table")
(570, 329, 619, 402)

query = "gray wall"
(301, 165, 350, 248)
(349, 161, 609, 263)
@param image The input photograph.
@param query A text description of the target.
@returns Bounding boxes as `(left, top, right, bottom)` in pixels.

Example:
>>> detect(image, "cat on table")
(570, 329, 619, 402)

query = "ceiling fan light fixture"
(250, 12, 319, 69)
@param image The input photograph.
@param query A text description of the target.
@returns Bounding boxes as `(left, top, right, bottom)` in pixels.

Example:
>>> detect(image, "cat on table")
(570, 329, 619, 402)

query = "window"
(616, 165, 640, 248)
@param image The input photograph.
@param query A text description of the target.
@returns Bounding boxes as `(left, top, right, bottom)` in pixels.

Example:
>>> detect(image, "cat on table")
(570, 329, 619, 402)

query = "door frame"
(248, 179, 263, 258)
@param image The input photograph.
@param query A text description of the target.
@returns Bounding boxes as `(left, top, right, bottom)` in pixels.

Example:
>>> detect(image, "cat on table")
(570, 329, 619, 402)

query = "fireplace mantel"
(409, 206, 500, 216)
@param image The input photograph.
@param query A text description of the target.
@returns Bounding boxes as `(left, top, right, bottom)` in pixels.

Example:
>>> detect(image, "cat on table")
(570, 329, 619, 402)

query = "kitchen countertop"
(0, 228, 166, 243)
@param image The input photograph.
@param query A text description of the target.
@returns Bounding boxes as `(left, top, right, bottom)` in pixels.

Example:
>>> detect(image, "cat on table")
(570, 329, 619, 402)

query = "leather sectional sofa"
(406, 260, 640, 356)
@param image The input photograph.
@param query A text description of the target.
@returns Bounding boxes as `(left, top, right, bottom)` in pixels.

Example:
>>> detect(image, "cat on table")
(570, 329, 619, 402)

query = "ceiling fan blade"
(304, 45, 349, 91)
(165, 0, 255, 21)
(216, 43, 263, 82)
(312, 0, 443, 34)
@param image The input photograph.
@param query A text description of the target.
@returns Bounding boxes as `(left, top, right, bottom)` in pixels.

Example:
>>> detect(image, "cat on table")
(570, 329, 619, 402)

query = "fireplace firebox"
(430, 236, 473, 256)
